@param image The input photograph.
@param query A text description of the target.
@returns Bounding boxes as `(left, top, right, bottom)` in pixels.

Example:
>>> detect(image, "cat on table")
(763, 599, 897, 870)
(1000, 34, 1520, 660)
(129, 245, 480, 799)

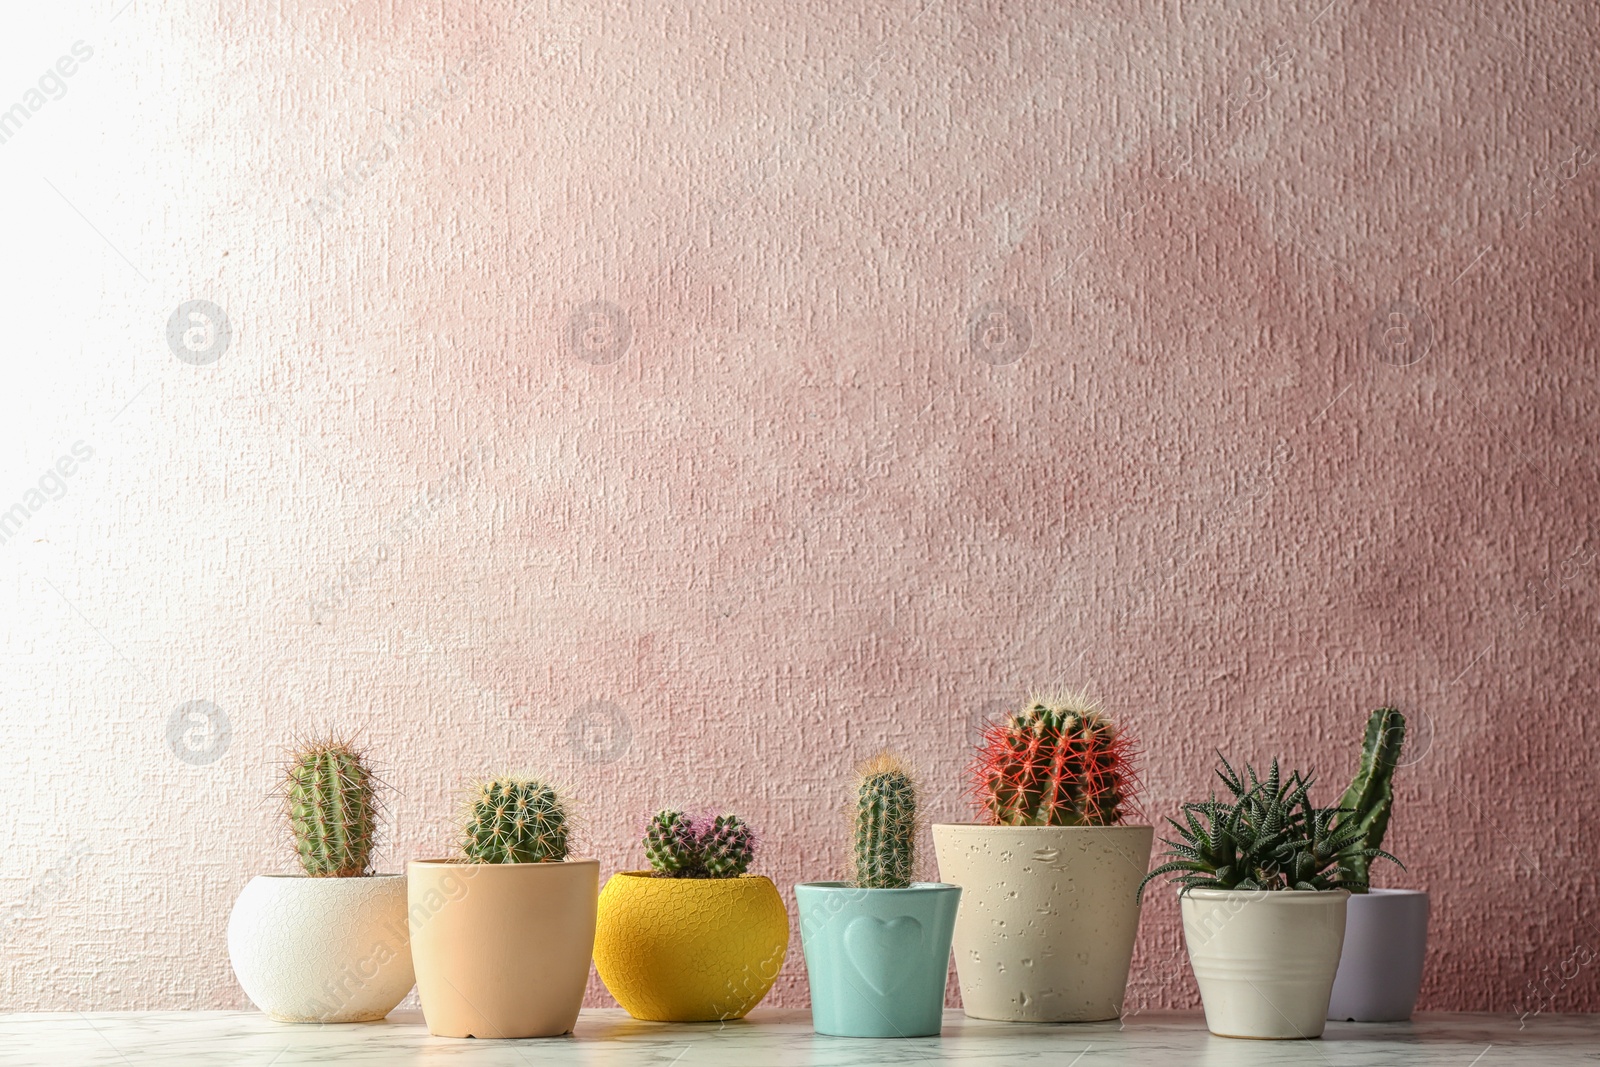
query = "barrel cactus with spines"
(284, 738, 378, 877)
(971, 692, 1140, 827)
(853, 753, 917, 889)
(1335, 706, 1406, 889)
(702, 814, 755, 877)
(645, 810, 703, 877)
(462, 777, 571, 863)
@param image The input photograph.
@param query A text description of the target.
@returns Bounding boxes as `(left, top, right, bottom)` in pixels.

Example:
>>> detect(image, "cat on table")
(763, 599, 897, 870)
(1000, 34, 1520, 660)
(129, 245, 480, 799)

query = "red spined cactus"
(970, 693, 1141, 826)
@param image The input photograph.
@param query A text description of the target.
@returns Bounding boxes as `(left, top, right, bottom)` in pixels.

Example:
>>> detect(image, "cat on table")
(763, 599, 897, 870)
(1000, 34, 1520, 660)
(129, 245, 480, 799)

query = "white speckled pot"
(932, 824, 1153, 1021)
(227, 874, 414, 1023)
(1181, 888, 1348, 1039)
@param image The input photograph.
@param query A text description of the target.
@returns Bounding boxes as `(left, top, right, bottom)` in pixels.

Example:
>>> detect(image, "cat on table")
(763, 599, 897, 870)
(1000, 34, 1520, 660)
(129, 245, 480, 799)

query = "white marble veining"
(0, 1009, 1590, 1065)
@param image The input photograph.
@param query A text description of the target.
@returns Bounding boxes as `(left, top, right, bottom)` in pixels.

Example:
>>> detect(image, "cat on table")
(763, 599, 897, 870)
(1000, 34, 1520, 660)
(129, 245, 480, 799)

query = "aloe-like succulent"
(283, 738, 379, 878)
(970, 692, 1140, 827)
(853, 753, 917, 890)
(461, 777, 571, 863)
(1137, 755, 1401, 902)
(1334, 707, 1406, 890)
(642, 810, 756, 878)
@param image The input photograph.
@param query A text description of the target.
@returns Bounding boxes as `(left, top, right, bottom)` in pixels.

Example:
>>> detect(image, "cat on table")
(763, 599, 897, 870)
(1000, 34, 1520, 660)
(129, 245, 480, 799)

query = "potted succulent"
(408, 777, 599, 1038)
(593, 810, 789, 1020)
(227, 738, 415, 1022)
(795, 754, 961, 1038)
(933, 692, 1152, 1021)
(1327, 707, 1429, 1022)
(1139, 756, 1400, 1040)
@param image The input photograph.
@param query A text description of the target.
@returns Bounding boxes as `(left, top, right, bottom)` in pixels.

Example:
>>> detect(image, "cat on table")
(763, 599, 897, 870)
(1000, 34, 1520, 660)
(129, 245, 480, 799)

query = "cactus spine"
(285, 738, 378, 878)
(642, 810, 756, 878)
(1335, 707, 1406, 889)
(971, 692, 1139, 827)
(462, 777, 571, 863)
(853, 753, 917, 889)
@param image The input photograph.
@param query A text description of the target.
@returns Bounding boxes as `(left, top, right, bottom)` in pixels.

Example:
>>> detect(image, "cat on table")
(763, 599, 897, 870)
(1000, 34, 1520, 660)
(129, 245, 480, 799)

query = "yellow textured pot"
(593, 871, 789, 1021)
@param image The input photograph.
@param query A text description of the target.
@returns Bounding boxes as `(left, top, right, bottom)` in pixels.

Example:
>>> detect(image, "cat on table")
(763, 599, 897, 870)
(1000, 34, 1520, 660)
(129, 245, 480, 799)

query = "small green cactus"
(645, 810, 702, 876)
(1335, 707, 1406, 889)
(642, 810, 756, 878)
(702, 814, 755, 877)
(853, 753, 917, 890)
(972, 692, 1139, 827)
(462, 777, 571, 863)
(284, 738, 378, 877)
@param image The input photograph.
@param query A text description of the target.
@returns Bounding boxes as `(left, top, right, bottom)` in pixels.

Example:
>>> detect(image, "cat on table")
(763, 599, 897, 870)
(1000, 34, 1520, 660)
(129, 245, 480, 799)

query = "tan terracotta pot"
(933, 824, 1153, 1021)
(407, 858, 599, 1039)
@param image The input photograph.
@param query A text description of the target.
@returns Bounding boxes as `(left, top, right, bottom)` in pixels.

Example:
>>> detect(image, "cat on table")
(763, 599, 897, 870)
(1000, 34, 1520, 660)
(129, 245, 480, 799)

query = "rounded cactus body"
(645, 810, 703, 877)
(972, 693, 1139, 827)
(701, 814, 755, 878)
(285, 739, 378, 878)
(462, 777, 571, 863)
(853, 753, 917, 889)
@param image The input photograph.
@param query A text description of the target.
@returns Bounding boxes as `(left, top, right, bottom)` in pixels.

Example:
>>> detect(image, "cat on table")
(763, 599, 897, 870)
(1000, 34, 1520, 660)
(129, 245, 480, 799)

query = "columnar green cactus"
(972, 692, 1139, 827)
(462, 777, 571, 863)
(645, 809, 702, 876)
(853, 753, 917, 890)
(285, 739, 378, 877)
(702, 814, 755, 877)
(1335, 707, 1406, 889)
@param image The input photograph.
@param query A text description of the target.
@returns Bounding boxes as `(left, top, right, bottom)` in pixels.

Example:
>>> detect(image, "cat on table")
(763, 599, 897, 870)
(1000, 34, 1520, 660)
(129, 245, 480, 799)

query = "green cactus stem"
(645, 810, 703, 877)
(702, 814, 755, 878)
(284, 738, 378, 878)
(462, 777, 571, 863)
(853, 753, 917, 890)
(1335, 707, 1406, 889)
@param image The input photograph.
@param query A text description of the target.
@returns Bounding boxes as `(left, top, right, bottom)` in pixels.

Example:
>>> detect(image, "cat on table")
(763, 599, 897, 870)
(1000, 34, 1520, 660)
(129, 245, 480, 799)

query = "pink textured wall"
(1, 0, 1596, 1017)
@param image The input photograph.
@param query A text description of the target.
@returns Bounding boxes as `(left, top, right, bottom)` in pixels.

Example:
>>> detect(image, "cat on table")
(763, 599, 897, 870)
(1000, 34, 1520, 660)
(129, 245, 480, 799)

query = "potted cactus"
(794, 754, 961, 1038)
(933, 692, 1151, 1021)
(1139, 755, 1401, 1039)
(408, 777, 599, 1038)
(593, 810, 789, 1020)
(227, 738, 415, 1022)
(1327, 706, 1429, 1022)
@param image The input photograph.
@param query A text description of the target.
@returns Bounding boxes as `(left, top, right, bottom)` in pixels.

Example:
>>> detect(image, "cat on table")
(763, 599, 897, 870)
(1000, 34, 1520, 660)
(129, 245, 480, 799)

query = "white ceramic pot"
(228, 874, 415, 1022)
(933, 824, 1153, 1021)
(1181, 888, 1347, 1039)
(1327, 888, 1429, 1021)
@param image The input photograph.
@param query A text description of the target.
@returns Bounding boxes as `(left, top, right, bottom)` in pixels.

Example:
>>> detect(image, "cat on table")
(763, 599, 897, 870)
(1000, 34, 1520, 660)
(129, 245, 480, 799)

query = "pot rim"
(1180, 887, 1350, 901)
(795, 880, 959, 893)
(251, 872, 406, 880)
(608, 869, 774, 883)
(407, 856, 600, 868)
(1348, 887, 1428, 897)
(931, 822, 1154, 831)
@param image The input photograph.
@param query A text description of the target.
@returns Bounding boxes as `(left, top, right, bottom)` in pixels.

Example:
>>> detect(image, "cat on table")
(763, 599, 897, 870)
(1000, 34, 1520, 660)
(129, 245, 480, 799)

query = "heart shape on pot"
(843, 915, 925, 996)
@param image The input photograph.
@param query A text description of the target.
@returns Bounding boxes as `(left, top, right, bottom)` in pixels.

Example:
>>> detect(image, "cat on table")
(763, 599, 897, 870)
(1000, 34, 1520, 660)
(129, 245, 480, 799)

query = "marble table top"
(0, 1009, 1589, 1065)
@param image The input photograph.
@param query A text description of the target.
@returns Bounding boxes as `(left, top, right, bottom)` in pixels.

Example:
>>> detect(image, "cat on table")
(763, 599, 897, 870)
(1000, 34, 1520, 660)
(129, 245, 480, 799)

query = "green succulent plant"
(461, 777, 571, 863)
(1137, 754, 1401, 902)
(283, 737, 379, 877)
(642, 810, 757, 878)
(1334, 707, 1406, 890)
(853, 753, 917, 890)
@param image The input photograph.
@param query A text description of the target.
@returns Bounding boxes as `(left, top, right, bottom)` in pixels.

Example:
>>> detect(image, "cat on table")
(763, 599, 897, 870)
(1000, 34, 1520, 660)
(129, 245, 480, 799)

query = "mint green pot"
(794, 881, 961, 1038)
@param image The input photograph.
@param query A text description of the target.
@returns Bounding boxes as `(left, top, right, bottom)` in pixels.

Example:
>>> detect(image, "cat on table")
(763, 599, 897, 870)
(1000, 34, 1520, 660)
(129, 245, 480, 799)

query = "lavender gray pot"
(1326, 889, 1429, 1022)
